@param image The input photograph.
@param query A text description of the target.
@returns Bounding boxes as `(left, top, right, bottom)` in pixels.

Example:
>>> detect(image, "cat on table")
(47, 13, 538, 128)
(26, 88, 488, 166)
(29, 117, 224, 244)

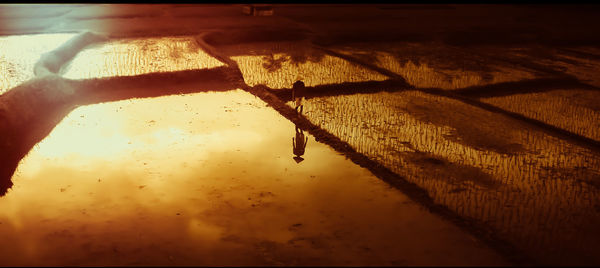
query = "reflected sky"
(0, 33, 77, 94)
(61, 36, 225, 80)
(0, 90, 504, 266)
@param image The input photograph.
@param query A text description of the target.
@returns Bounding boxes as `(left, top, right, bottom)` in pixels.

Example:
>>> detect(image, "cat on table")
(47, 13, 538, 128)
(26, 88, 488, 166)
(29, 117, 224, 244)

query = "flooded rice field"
(221, 41, 388, 89)
(296, 90, 600, 265)
(481, 89, 600, 142)
(467, 45, 600, 88)
(0, 90, 505, 266)
(329, 42, 540, 89)
(0, 33, 76, 93)
(1, 28, 600, 266)
(215, 40, 600, 265)
(61, 36, 225, 80)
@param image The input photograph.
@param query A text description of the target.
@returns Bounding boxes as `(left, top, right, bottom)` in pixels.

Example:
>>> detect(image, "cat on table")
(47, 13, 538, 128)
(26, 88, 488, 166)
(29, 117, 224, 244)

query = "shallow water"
(0, 89, 504, 266)
(2, 31, 597, 265)
(61, 36, 225, 79)
(0, 33, 77, 93)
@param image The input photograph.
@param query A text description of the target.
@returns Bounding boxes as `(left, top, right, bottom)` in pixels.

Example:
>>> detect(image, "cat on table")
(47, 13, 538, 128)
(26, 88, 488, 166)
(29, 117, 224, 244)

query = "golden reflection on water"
(0, 90, 503, 265)
(0, 33, 77, 93)
(61, 36, 225, 79)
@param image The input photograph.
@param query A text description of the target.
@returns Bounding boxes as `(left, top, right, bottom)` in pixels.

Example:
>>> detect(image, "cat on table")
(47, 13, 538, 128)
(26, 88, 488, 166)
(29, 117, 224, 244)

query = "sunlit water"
(0, 33, 77, 94)
(296, 90, 600, 265)
(0, 90, 504, 266)
(61, 36, 225, 79)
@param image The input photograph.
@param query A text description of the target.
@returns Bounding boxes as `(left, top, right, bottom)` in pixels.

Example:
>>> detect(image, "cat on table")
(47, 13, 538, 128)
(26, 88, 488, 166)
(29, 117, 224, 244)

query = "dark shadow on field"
(227, 42, 328, 73)
(245, 83, 534, 266)
(260, 51, 326, 73)
(452, 77, 599, 98)
(263, 76, 600, 154)
(267, 77, 598, 102)
(0, 67, 240, 196)
(203, 28, 311, 47)
(270, 79, 408, 102)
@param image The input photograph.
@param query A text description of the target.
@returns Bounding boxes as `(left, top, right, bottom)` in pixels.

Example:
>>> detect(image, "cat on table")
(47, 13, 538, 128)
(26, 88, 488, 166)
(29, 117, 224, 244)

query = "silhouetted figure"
(292, 125, 308, 163)
(292, 80, 305, 114)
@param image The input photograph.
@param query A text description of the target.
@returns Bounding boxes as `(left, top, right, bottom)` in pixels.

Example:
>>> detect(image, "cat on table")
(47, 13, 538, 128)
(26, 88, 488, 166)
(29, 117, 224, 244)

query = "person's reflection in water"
(293, 124, 308, 163)
(292, 80, 305, 114)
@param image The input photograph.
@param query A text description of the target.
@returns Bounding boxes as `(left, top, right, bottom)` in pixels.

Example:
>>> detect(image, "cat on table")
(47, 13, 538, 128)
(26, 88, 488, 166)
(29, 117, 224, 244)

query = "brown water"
(0, 90, 505, 266)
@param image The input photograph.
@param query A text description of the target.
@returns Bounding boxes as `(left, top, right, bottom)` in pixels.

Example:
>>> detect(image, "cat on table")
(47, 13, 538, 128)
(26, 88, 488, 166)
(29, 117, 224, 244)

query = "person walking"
(292, 80, 305, 114)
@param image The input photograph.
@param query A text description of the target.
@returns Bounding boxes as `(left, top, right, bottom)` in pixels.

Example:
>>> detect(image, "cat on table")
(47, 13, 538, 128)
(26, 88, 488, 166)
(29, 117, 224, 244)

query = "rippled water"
(0, 33, 77, 93)
(0, 90, 504, 266)
(296, 90, 600, 265)
(61, 36, 225, 79)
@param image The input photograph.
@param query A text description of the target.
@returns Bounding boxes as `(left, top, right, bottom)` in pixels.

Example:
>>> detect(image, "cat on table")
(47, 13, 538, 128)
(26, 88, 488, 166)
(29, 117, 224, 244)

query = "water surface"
(0, 89, 504, 266)
(0, 33, 76, 93)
